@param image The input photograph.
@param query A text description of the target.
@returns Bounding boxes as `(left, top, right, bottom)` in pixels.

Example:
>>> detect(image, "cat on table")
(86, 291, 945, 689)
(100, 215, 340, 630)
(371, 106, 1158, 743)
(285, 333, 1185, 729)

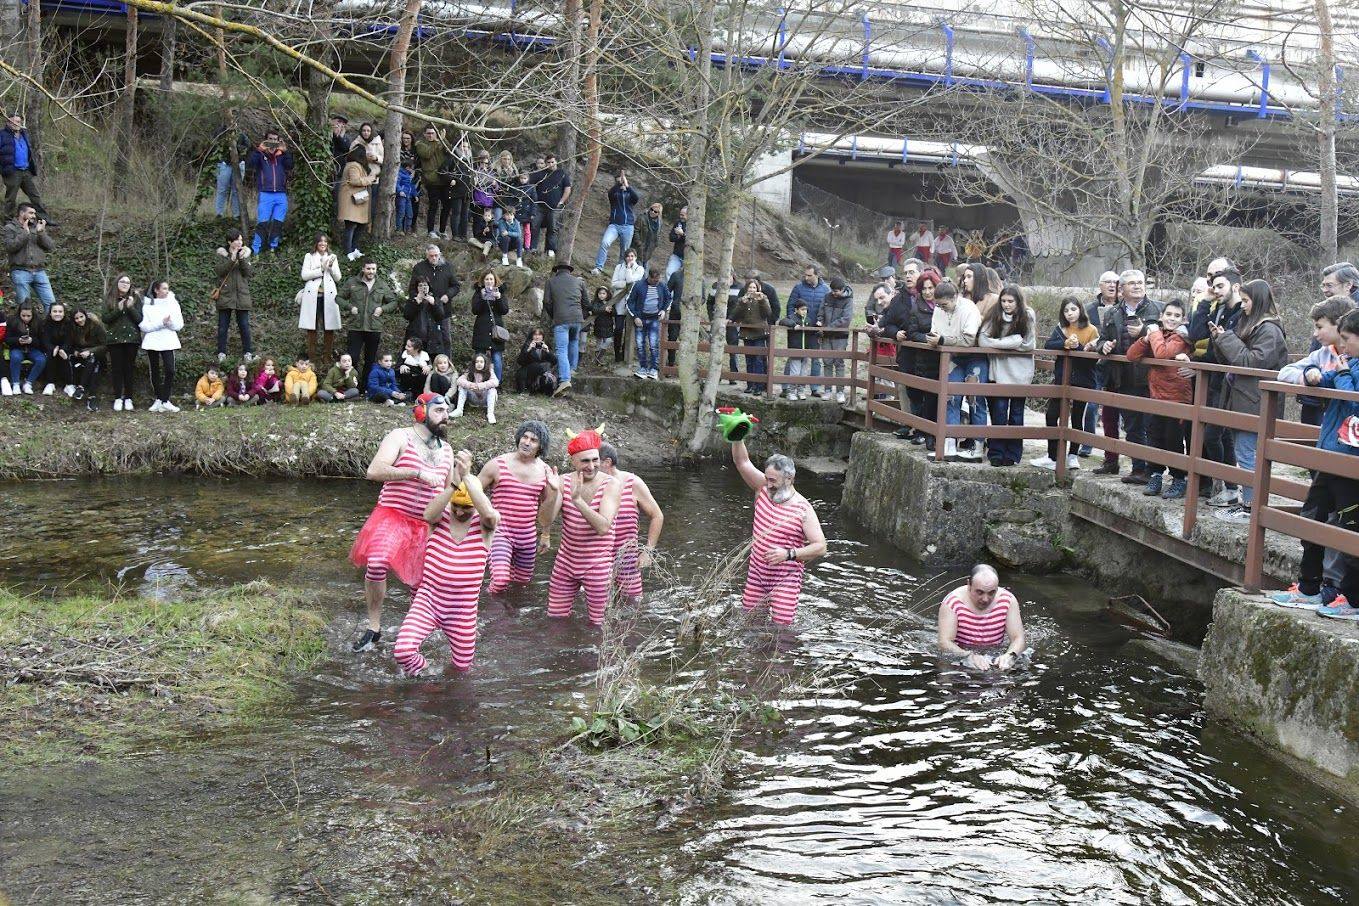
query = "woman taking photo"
(402, 278, 450, 360)
(515, 328, 557, 394)
(338, 146, 378, 257)
(140, 279, 185, 412)
(471, 270, 510, 381)
(976, 284, 1036, 467)
(101, 272, 142, 411)
(729, 279, 773, 396)
(70, 307, 108, 407)
(299, 234, 343, 363)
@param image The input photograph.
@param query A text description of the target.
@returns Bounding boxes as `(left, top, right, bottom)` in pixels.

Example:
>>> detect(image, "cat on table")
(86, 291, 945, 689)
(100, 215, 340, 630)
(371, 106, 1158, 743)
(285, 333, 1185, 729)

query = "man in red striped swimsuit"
(599, 442, 665, 600)
(541, 428, 622, 625)
(477, 420, 552, 593)
(349, 392, 453, 652)
(937, 564, 1027, 670)
(731, 439, 826, 625)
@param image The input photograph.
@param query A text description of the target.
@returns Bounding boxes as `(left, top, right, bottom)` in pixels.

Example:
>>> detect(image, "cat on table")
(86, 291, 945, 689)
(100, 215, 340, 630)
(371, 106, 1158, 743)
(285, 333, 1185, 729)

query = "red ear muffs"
(414, 401, 427, 423)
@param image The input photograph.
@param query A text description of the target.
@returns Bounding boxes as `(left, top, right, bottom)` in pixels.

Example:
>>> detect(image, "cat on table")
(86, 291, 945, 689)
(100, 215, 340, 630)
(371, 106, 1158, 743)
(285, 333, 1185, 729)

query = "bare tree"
(373, 0, 424, 241)
(1314, 0, 1339, 262)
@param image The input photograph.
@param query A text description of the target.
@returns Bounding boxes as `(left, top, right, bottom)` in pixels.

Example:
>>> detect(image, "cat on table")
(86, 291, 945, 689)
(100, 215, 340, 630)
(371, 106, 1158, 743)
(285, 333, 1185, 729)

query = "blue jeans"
(987, 394, 1024, 463)
(214, 161, 241, 217)
(489, 349, 504, 383)
(553, 323, 581, 384)
(1234, 429, 1258, 503)
(217, 309, 253, 356)
(395, 195, 414, 232)
(10, 268, 55, 312)
(634, 318, 661, 371)
(8, 347, 46, 385)
(1080, 364, 1104, 450)
(665, 254, 683, 279)
(251, 191, 289, 253)
(946, 356, 989, 425)
(807, 335, 822, 393)
(744, 336, 768, 393)
(594, 223, 635, 270)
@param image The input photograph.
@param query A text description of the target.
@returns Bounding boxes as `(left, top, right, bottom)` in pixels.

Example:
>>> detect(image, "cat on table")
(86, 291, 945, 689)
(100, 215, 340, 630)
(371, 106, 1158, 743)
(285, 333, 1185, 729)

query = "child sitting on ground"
(367, 352, 405, 405)
(426, 353, 455, 396)
(452, 352, 499, 423)
(285, 354, 318, 404)
(318, 353, 360, 402)
(473, 207, 497, 259)
(1127, 298, 1194, 499)
(251, 357, 283, 404)
(397, 337, 431, 396)
(778, 299, 811, 400)
(195, 365, 226, 408)
(226, 362, 253, 406)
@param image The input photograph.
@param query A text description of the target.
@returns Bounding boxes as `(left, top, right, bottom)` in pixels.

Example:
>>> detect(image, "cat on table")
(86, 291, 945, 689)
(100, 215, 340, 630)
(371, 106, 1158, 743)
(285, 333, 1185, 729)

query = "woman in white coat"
(298, 233, 343, 363)
(139, 279, 185, 412)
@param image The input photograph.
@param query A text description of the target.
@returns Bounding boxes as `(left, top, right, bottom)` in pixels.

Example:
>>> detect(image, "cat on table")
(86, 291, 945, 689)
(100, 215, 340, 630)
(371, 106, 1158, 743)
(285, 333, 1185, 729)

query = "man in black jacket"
(1188, 262, 1247, 504)
(407, 244, 460, 353)
(634, 202, 664, 266)
(1096, 268, 1161, 483)
(534, 155, 572, 258)
(666, 206, 688, 278)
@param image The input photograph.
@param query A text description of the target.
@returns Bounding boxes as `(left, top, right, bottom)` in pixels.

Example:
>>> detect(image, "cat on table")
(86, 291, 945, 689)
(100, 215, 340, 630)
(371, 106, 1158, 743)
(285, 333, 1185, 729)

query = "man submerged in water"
(937, 563, 1026, 670)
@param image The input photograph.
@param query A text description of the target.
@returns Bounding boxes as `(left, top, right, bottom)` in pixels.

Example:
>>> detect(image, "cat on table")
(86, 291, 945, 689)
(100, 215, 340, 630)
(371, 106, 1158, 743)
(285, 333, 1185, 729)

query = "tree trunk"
(559, 0, 602, 260)
(159, 16, 176, 91)
(1316, 0, 1339, 263)
(217, 4, 249, 236)
(304, 0, 334, 136)
(23, 0, 42, 153)
(675, 0, 717, 440)
(688, 200, 740, 452)
(373, 0, 422, 242)
(556, 0, 582, 257)
(116, 5, 140, 195)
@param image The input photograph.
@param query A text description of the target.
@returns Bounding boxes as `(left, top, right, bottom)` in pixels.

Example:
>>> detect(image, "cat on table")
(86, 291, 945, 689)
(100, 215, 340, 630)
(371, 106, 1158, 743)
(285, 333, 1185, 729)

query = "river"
(1, 470, 1355, 903)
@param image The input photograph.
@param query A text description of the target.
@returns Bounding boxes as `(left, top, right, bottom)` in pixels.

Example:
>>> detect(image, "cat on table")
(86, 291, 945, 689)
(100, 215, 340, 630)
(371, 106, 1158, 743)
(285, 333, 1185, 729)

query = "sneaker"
(63, 385, 76, 397)
(647, 370, 659, 380)
(501, 254, 510, 266)
(910, 433, 926, 445)
(1029, 455, 1056, 470)
(487, 411, 497, 424)
(553, 380, 571, 397)
(1208, 488, 1240, 507)
(1121, 470, 1149, 486)
(243, 352, 255, 364)
(114, 398, 124, 412)
(0, 378, 11, 396)
(428, 230, 441, 239)
(385, 399, 397, 406)
(548, 249, 556, 259)
(218, 352, 227, 364)
(351, 628, 382, 652)
(836, 391, 846, 404)
(1269, 584, 1322, 609)
(590, 267, 602, 276)
(959, 445, 984, 462)
(162, 401, 180, 413)
(347, 249, 362, 261)
(1094, 460, 1119, 475)
(1163, 477, 1187, 500)
(41, 383, 55, 396)
(150, 400, 164, 413)
(1214, 504, 1252, 524)
(124, 398, 135, 411)
(1317, 600, 1359, 620)
(1320, 585, 1343, 606)
(1143, 474, 1164, 496)
(634, 369, 647, 379)
(1076, 446, 1093, 457)
(1066, 454, 1080, 470)
(21, 382, 33, 394)
(799, 390, 810, 400)
(73, 387, 85, 400)
(944, 438, 959, 461)
(451, 408, 465, 418)
(893, 426, 913, 439)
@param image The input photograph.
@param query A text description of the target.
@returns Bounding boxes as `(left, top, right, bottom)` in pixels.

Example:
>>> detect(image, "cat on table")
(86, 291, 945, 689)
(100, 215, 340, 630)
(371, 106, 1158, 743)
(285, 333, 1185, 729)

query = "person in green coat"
(414, 126, 451, 239)
(213, 228, 254, 363)
(99, 272, 142, 411)
(338, 259, 401, 390)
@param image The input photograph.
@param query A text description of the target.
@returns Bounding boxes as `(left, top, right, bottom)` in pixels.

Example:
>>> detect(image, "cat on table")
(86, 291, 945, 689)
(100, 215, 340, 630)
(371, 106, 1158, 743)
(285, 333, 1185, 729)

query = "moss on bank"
(0, 581, 327, 765)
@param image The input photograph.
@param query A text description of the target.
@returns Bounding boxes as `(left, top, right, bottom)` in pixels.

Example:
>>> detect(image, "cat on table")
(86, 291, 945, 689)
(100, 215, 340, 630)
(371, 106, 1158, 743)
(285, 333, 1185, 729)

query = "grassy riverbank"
(0, 390, 675, 479)
(0, 581, 327, 765)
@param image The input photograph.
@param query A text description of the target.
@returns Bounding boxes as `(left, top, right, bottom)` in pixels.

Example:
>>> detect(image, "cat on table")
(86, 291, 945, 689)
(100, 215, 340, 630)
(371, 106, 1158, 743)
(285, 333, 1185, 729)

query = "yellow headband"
(450, 484, 473, 507)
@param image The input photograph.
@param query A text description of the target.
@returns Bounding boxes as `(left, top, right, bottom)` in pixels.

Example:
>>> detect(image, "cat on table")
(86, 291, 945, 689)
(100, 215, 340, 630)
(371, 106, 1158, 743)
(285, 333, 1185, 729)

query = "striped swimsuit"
(548, 473, 616, 625)
(487, 454, 547, 593)
(742, 487, 811, 625)
(611, 472, 642, 598)
(361, 436, 451, 582)
(944, 586, 1015, 650)
(394, 513, 489, 674)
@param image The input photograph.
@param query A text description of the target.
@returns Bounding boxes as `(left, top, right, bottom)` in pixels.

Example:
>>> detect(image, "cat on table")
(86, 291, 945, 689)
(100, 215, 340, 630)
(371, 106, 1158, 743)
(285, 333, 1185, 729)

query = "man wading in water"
(476, 420, 552, 593)
(598, 442, 665, 601)
(730, 439, 827, 625)
(540, 427, 622, 625)
(937, 563, 1026, 670)
(349, 392, 453, 652)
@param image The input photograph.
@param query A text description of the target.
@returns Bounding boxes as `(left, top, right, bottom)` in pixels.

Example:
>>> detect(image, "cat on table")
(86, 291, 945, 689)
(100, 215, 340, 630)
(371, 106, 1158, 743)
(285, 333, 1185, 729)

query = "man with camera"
(3, 202, 55, 312)
(591, 169, 639, 275)
(247, 129, 295, 256)
(1096, 268, 1161, 483)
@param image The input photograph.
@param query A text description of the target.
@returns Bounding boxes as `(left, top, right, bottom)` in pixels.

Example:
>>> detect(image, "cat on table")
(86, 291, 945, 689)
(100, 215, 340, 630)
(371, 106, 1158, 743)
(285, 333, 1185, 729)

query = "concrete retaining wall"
(1201, 589, 1359, 801)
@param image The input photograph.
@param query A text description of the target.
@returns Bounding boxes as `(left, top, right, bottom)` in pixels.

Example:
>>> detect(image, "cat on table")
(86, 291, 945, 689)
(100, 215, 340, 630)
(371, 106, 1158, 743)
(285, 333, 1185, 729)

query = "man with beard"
(541, 427, 622, 626)
(394, 450, 501, 675)
(731, 439, 826, 625)
(477, 420, 553, 593)
(349, 392, 454, 652)
(598, 442, 665, 600)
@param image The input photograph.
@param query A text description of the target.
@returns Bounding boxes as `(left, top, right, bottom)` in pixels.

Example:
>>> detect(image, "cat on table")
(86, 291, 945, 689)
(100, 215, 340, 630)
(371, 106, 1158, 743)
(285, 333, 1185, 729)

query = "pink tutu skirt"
(349, 505, 431, 587)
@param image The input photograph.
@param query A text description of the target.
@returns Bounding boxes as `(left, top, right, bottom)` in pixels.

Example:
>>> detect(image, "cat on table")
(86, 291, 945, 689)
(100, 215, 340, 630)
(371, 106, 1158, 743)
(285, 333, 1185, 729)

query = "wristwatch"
(786, 548, 797, 561)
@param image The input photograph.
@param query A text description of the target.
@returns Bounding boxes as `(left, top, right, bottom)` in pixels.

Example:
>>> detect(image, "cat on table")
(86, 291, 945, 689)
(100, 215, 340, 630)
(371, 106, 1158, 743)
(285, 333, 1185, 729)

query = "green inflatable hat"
(716, 407, 759, 442)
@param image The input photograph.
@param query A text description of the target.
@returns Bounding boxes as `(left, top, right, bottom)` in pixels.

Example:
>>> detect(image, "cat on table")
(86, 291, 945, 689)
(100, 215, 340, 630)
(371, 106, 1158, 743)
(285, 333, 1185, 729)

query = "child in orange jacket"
(1127, 298, 1193, 499)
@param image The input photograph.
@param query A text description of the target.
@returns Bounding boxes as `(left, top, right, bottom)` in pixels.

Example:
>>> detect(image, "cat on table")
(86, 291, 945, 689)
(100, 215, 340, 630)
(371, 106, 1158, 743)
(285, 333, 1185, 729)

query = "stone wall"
(1200, 589, 1359, 802)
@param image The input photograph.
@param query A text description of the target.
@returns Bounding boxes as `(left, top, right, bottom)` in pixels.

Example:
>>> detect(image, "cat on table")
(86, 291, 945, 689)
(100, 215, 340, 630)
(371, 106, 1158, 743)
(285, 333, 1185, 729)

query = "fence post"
(934, 350, 951, 461)
(864, 339, 875, 430)
(1055, 351, 1072, 482)
(766, 325, 776, 399)
(1183, 373, 1209, 538)
(849, 329, 860, 412)
(1242, 386, 1280, 593)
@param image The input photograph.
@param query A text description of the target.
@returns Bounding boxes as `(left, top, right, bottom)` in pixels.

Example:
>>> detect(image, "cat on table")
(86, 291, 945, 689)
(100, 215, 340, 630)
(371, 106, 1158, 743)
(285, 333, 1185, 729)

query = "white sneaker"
(590, 267, 602, 276)
(21, 382, 33, 395)
(163, 401, 180, 412)
(243, 352, 255, 364)
(1067, 454, 1080, 470)
(42, 383, 55, 395)
(548, 249, 555, 258)
(451, 408, 465, 418)
(150, 400, 164, 412)
(944, 438, 959, 460)
(799, 389, 810, 400)
(217, 352, 227, 364)
(124, 398, 135, 411)
(1208, 488, 1240, 507)
(501, 254, 510, 266)
(63, 385, 75, 397)
(487, 411, 497, 424)
(0, 378, 10, 396)
(385, 399, 397, 406)
(960, 444, 984, 462)
(836, 391, 846, 404)
(1029, 455, 1057, 470)
(634, 370, 647, 379)
(428, 230, 441, 239)
(347, 249, 362, 261)
(648, 370, 659, 380)
(114, 398, 124, 412)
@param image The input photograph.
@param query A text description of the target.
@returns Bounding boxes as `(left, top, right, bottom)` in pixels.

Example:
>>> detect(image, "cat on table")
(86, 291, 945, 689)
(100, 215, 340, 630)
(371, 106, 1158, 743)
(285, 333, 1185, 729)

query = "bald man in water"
(937, 564, 1026, 671)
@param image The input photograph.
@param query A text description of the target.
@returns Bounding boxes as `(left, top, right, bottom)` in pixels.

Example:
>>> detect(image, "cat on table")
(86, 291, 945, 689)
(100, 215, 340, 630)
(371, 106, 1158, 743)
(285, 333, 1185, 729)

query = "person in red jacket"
(1127, 298, 1193, 499)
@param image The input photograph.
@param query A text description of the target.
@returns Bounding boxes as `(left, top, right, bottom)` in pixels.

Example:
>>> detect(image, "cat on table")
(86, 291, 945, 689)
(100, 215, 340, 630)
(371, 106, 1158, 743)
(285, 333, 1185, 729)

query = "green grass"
(0, 581, 327, 765)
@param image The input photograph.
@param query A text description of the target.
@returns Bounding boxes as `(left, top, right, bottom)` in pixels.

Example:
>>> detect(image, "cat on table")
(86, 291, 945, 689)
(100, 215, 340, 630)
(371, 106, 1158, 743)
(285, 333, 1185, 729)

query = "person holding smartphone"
(1095, 268, 1161, 483)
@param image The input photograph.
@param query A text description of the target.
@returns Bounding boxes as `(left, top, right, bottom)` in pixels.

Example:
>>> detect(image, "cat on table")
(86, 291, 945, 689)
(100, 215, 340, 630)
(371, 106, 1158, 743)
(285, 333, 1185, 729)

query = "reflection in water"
(0, 473, 1355, 902)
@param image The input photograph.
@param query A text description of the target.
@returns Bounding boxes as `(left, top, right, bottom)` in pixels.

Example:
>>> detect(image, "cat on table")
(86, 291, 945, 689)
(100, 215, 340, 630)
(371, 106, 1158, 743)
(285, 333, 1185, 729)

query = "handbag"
(351, 188, 370, 205)
(473, 188, 494, 208)
(489, 299, 511, 343)
(209, 274, 229, 304)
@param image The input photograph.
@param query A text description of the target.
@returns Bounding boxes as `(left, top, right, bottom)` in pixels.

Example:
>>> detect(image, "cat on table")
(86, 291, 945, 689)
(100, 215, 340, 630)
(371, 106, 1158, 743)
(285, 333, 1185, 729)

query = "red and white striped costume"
(394, 512, 490, 674)
(548, 473, 616, 625)
(349, 435, 452, 586)
(487, 453, 547, 593)
(742, 486, 812, 625)
(943, 585, 1016, 650)
(611, 473, 643, 598)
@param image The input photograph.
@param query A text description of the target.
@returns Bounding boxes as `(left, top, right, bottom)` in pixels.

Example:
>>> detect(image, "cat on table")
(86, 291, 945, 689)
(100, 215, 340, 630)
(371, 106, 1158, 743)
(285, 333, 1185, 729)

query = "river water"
(1, 471, 1355, 903)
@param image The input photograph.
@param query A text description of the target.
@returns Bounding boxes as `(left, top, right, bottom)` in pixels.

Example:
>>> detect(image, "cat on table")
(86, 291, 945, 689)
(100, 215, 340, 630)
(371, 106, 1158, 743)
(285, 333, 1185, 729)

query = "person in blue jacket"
(626, 267, 673, 380)
(592, 170, 639, 274)
(246, 129, 295, 255)
(366, 352, 406, 404)
(786, 264, 830, 394)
